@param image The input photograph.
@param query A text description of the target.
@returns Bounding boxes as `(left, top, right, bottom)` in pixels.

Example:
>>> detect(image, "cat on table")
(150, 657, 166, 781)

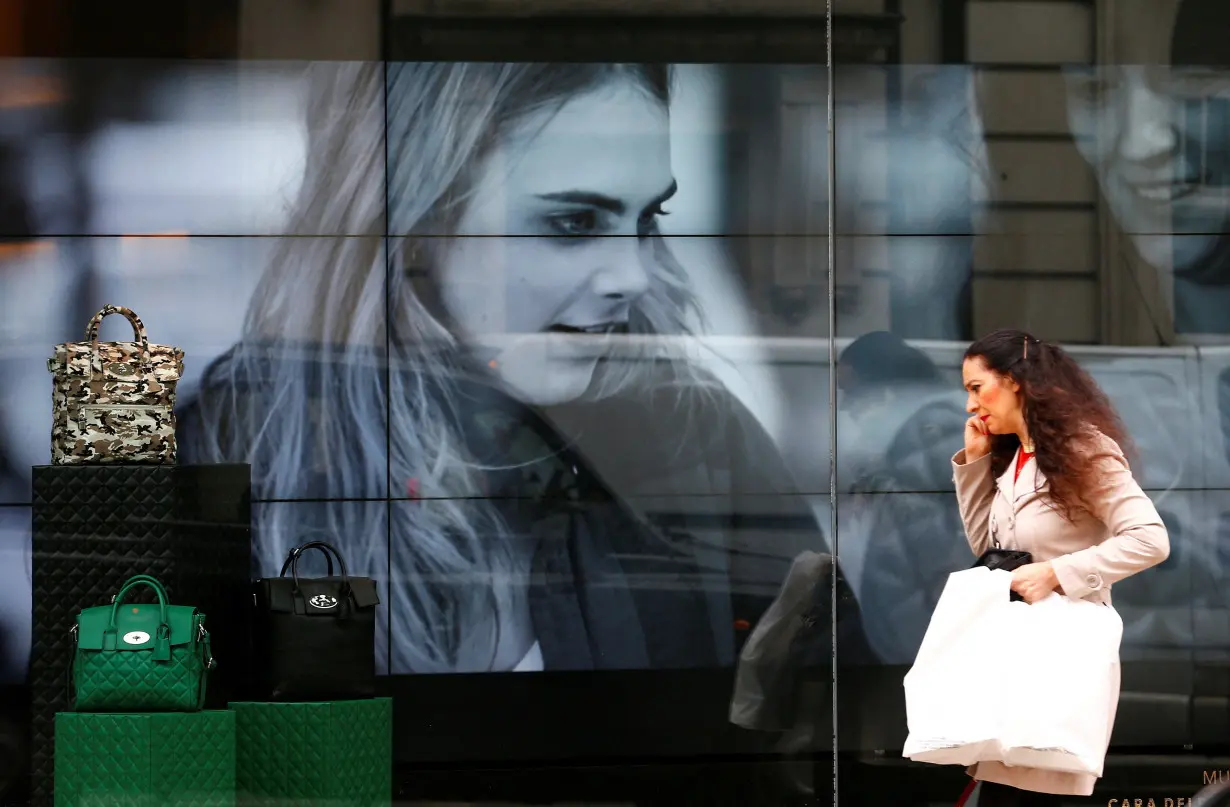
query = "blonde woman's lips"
(547, 322, 626, 335)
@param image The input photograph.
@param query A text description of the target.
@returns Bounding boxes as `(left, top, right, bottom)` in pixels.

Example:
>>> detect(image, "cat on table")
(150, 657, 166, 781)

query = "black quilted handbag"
(251, 541, 380, 701)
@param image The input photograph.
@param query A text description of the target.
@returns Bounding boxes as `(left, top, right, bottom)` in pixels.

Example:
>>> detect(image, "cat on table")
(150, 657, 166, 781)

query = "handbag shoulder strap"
(65, 628, 77, 708)
(196, 614, 213, 710)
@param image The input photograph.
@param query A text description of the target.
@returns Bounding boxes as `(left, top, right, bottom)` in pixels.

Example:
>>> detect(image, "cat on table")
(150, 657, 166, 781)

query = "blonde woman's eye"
(640, 203, 670, 223)
(546, 210, 602, 238)
(637, 204, 669, 237)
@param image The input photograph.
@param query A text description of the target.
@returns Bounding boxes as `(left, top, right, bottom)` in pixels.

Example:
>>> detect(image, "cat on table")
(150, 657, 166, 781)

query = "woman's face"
(1062, 0, 1230, 272)
(962, 356, 1023, 436)
(436, 79, 675, 405)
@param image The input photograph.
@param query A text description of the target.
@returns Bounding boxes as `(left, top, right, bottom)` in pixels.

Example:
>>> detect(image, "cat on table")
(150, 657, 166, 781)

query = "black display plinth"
(28, 463, 252, 807)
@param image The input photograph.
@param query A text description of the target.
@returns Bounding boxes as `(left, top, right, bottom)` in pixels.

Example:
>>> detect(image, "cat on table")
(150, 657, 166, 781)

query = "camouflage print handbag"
(46, 305, 184, 465)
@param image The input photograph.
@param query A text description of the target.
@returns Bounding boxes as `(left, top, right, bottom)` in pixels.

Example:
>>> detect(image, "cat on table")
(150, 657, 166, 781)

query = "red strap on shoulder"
(955, 779, 978, 807)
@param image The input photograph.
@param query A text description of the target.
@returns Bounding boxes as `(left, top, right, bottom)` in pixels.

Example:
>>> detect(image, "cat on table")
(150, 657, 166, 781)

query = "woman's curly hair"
(965, 329, 1133, 522)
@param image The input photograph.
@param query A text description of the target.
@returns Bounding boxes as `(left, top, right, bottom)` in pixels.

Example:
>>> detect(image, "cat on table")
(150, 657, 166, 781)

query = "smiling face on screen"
(435, 79, 677, 405)
(1063, 0, 1230, 272)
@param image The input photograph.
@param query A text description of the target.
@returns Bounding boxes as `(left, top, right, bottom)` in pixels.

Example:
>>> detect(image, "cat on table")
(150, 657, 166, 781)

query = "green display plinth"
(230, 699, 392, 807)
(54, 710, 236, 807)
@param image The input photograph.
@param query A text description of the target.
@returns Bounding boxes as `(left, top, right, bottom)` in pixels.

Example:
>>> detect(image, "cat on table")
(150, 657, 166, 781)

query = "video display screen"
(0, 58, 836, 680)
(3, 30, 1229, 699)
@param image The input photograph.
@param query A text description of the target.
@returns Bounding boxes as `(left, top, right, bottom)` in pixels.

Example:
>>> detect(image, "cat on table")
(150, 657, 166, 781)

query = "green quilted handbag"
(69, 574, 215, 712)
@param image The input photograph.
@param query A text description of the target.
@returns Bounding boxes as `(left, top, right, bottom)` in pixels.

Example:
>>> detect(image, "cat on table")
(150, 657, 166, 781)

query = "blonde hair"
(196, 61, 708, 672)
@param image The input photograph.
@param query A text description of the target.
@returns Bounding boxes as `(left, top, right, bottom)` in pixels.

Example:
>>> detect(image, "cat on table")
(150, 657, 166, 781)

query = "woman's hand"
(963, 415, 992, 462)
(1011, 561, 1059, 604)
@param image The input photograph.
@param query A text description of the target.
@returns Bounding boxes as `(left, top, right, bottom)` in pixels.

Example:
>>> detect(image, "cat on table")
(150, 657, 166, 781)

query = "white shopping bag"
(998, 592, 1122, 776)
(902, 567, 1015, 766)
(902, 567, 1122, 777)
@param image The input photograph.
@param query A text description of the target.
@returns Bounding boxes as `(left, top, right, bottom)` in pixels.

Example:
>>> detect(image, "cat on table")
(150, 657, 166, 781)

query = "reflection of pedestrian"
(837, 330, 942, 403)
(836, 331, 966, 663)
(836, 330, 946, 483)
(177, 62, 825, 674)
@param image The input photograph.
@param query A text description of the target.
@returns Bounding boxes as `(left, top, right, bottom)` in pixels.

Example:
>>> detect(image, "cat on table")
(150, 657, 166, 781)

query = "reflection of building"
(962, 0, 1124, 344)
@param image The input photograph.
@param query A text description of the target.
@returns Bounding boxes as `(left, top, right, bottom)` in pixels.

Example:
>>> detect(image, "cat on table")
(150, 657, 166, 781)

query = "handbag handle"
(287, 541, 350, 594)
(279, 543, 335, 578)
(108, 575, 172, 661)
(85, 305, 151, 348)
(83, 304, 154, 378)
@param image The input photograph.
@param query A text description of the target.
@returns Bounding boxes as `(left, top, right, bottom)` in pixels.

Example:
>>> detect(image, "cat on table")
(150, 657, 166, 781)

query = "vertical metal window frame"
(825, 1, 840, 803)
(380, 0, 395, 680)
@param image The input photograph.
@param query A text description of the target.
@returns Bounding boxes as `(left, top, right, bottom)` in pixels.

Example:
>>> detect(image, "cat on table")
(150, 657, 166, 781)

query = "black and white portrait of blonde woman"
(176, 62, 823, 676)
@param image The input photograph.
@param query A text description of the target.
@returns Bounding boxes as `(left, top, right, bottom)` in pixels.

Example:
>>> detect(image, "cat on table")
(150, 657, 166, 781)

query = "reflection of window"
(1181, 96, 1230, 195)
(774, 74, 828, 289)
(770, 72, 869, 328)
(1216, 366, 1230, 467)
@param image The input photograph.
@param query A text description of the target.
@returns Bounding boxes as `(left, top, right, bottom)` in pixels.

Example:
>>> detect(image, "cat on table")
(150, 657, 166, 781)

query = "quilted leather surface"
(30, 465, 251, 807)
(74, 643, 207, 713)
(231, 699, 392, 807)
(54, 711, 235, 807)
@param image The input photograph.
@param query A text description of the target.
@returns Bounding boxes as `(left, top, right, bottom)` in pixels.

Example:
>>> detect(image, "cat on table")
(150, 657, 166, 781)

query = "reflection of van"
(781, 337, 1230, 799)
(610, 335, 1230, 798)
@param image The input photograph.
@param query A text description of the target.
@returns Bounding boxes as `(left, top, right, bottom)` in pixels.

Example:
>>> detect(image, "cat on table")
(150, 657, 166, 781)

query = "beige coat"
(951, 432, 1170, 796)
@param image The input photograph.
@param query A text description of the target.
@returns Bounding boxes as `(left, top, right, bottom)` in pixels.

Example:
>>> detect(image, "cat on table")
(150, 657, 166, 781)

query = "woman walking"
(953, 329, 1171, 804)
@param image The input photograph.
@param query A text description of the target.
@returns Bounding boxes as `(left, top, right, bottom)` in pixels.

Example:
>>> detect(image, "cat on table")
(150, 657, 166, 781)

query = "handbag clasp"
(106, 362, 136, 377)
(309, 594, 339, 610)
